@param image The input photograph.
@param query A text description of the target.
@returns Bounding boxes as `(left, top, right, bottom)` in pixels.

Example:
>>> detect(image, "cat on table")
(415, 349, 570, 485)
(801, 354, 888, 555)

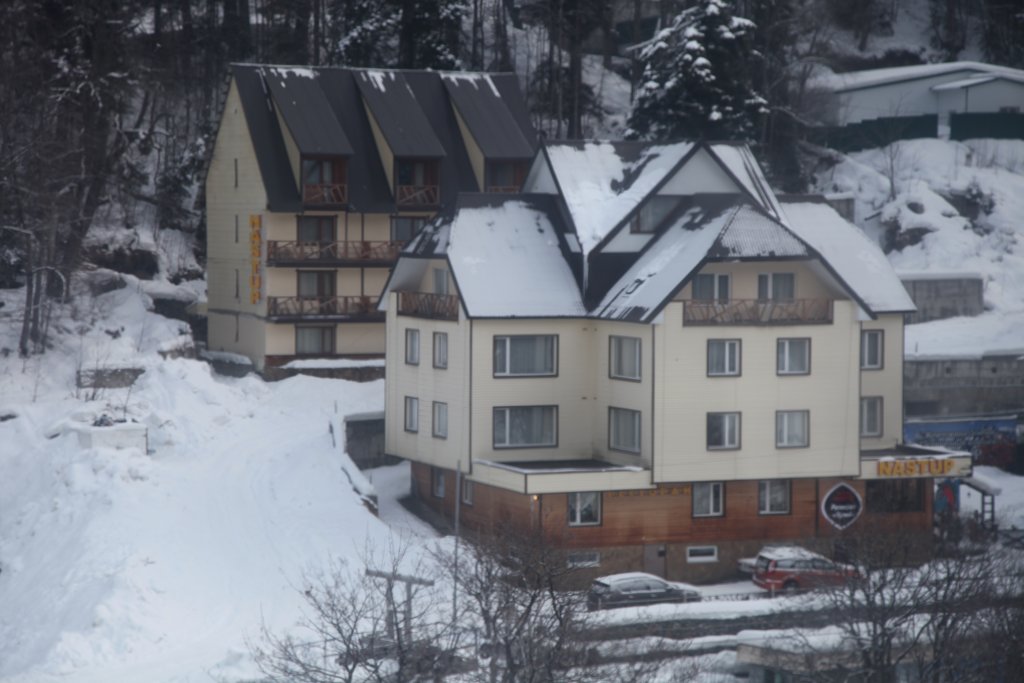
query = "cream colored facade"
(385, 259, 907, 494)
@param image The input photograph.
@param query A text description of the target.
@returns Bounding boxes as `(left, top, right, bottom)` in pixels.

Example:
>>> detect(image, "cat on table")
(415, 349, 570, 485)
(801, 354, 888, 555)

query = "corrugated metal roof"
(442, 73, 534, 159)
(354, 70, 446, 158)
(263, 67, 353, 156)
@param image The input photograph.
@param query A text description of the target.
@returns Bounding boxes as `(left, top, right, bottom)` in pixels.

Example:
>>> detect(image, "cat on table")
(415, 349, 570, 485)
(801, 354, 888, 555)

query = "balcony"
(396, 184, 439, 206)
(266, 240, 404, 267)
(683, 299, 833, 326)
(397, 292, 459, 321)
(303, 183, 348, 206)
(267, 295, 383, 322)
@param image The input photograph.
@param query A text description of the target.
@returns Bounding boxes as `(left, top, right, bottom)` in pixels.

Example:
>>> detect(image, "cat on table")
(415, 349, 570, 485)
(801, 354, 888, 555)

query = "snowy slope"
(0, 284, 406, 682)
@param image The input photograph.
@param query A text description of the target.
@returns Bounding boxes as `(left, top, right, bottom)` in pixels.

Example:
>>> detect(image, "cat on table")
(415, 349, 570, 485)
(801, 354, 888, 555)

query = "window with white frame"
(861, 330, 884, 369)
(432, 401, 448, 439)
(629, 195, 678, 234)
(431, 466, 444, 498)
(692, 273, 730, 302)
(567, 492, 601, 526)
(757, 272, 795, 301)
(404, 396, 419, 433)
(692, 482, 724, 517)
(609, 407, 641, 454)
(405, 328, 420, 365)
(493, 406, 557, 447)
(433, 332, 448, 369)
(758, 480, 791, 514)
(707, 339, 741, 376)
(609, 336, 641, 380)
(461, 479, 473, 506)
(433, 267, 449, 295)
(566, 551, 601, 568)
(686, 546, 719, 563)
(493, 335, 557, 376)
(861, 396, 883, 437)
(707, 412, 740, 449)
(776, 410, 809, 448)
(777, 338, 810, 375)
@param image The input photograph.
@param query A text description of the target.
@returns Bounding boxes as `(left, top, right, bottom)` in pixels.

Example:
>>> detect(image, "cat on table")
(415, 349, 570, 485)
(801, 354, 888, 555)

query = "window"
(296, 326, 334, 355)
(567, 551, 601, 568)
(461, 479, 474, 506)
(609, 407, 641, 454)
(493, 335, 557, 376)
(861, 397, 883, 437)
(692, 273, 730, 302)
(758, 480, 791, 515)
(629, 196, 678, 234)
(433, 268, 449, 295)
(486, 161, 527, 192)
(707, 339, 741, 376)
(404, 396, 419, 433)
(686, 546, 719, 563)
(866, 480, 925, 513)
(493, 406, 557, 448)
(405, 328, 420, 365)
(568, 492, 601, 526)
(301, 157, 347, 203)
(234, 214, 239, 243)
(234, 269, 240, 299)
(432, 402, 448, 439)
(298, 270, 335, 297)
(609, 336, 641, 380)
(391, 216, 427, 242)
(861, 330, 884, 369)
(396, 159, 440, 205)
(776, 410, 810, 448)
(431, 466, 445, 498)
(706, 412, 740, 450)
(433, 332, 448, 369)
(777, 338, 810, 375)
(758, 273, 795, 301)
(692, 482, 724, 517)
(298, 215, 336, 243)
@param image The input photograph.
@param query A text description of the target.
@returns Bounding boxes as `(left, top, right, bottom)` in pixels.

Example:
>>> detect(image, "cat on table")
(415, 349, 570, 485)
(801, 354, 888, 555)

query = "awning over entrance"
(473, 458, 653, 495)
(860, 444, 972, 479)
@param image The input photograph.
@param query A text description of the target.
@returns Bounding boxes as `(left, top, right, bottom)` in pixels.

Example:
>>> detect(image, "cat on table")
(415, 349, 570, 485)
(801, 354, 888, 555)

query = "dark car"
(586, 572, 702, 611)
(751, 546, 860, 595)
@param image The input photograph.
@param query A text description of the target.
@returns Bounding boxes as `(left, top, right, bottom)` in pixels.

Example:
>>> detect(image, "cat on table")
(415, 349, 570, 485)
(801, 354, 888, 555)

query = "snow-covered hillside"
(0, 283, 422, 682)
(812, 138, 1024, 359)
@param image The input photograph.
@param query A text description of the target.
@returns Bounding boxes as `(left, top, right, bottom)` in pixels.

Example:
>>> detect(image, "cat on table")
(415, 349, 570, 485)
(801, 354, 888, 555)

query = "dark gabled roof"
(262, 67, 353, 156)
(232, 65, 301, 212)
(316, 69, 394, 212)
(441, 73, 535, 159)
(354, 70, 446, 158)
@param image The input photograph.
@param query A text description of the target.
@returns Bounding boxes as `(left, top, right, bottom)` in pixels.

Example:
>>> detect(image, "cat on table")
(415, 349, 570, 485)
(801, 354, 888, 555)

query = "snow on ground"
(813, 138, 1024, 358)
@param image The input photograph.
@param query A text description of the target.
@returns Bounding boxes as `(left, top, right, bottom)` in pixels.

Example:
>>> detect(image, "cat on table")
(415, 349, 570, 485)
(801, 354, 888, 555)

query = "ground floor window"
(567, 550, 600, 568)
(866, 479, 925, 513)
(686, 546, 719, 563)
(296, 326, 335, 355)
(461, 479, 473, 506)
(568, 491, 601, 526)
(693, 482, 724, 517)
(758, 479, 791, 515)
(431, 466, 445, 498)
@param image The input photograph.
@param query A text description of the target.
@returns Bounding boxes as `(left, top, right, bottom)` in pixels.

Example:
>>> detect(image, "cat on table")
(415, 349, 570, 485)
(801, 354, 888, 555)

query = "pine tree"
(325, 0, 399, 67)
(627, 0, 767, 142)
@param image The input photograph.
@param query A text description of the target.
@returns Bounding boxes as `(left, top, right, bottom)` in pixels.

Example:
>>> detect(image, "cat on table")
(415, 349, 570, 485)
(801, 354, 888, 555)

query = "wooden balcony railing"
(397, 292, 459, 320)
(266, 240, 404, 265)
(683, 299, 833, 326)
(267, 295, 382, 321)
(303, 183, 348, 205)
(396, 184, 439, 206)
(486, 185, 521, 193)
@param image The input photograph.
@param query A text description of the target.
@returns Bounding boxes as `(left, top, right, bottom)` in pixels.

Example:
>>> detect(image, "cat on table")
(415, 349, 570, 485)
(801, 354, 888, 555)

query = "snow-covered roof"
(781, 200, 916, 314)
(542, 141, 695, 256)
(446, 195, 586, 318)
(812, 60, 1024, 93)
(930, 74, 1024, 91)
(707, 143, 785, 221)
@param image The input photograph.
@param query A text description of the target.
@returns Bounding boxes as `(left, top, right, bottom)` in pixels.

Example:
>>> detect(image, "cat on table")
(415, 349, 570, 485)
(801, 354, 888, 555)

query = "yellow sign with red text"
(862, 456, 972, 479)
(249, 215, 262, 304)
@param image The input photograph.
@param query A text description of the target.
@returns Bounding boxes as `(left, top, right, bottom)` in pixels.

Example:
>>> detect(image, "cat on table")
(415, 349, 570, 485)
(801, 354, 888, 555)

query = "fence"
(951, 112, 1024, 141)
(808, 115, 938, 152)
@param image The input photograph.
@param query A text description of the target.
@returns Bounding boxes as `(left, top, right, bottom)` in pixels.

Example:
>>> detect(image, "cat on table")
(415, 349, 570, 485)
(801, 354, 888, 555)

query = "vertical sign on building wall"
(249, 215, 262, 304)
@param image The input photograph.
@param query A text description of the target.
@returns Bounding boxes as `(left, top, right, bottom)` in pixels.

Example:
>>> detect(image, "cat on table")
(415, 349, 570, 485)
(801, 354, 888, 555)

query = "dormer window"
(486, 161, 527, 193)
(396, 159, 440, 206)
(629, 196, 678, 234)
(302, 157, 347, 205)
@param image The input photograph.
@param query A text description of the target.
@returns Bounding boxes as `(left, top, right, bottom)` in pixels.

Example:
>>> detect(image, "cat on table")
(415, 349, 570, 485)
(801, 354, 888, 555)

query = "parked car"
(751, 546, 859, 595)
(586, 572, 702, 611)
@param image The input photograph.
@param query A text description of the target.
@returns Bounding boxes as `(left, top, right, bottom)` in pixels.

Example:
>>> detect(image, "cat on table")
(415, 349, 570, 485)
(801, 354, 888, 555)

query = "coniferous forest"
(1, 0, 1022, 354)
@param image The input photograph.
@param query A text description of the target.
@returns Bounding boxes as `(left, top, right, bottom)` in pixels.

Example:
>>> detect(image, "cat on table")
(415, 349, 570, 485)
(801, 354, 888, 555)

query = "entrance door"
(643, 544, 666, 577)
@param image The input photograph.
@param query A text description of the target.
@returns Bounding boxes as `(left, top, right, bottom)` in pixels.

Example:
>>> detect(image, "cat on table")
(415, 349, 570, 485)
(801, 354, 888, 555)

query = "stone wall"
(900, 275, 984, 324)
(905, 355, 1024, 416)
